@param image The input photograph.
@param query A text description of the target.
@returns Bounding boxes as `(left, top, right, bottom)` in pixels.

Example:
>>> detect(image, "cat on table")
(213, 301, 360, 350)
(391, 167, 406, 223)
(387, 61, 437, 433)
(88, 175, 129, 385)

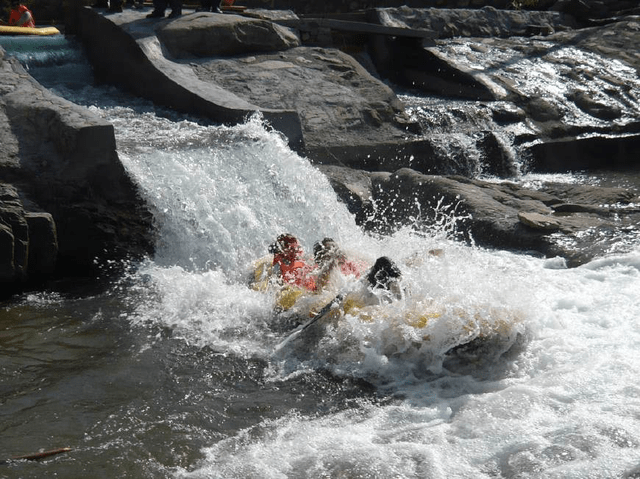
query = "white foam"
(92, 91, 640, 479)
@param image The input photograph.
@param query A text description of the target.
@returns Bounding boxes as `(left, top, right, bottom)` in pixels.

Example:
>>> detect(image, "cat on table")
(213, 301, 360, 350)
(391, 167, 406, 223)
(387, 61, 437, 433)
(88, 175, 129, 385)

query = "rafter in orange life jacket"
(8, 4, 35, 28)
(271, 234, 317, 291)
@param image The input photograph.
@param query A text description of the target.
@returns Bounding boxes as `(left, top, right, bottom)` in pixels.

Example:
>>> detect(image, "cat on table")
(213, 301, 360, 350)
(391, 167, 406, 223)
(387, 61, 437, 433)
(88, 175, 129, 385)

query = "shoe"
(215, 7, 222, 13)
(107, 5, 123, 12)
(146, 10, 164, 17)
(167, 10, 181, 18)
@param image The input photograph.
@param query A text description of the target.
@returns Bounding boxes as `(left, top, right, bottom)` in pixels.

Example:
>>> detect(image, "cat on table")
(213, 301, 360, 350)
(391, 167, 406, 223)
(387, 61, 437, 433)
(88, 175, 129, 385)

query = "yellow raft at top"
(0, 25, 60, 36)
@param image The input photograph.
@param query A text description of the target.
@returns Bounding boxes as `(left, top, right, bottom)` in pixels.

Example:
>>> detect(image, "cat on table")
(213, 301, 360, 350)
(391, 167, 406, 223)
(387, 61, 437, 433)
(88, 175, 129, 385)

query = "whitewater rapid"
(8, 36, 639, 478)
(101, 103, 638, 479)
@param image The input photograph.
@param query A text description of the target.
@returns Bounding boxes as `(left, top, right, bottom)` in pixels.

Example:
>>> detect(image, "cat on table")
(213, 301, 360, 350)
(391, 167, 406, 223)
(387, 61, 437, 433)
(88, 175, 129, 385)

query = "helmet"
(269, 233, 300, 255)
(313, 237, 340, 263)
(367, 256, 401, 289)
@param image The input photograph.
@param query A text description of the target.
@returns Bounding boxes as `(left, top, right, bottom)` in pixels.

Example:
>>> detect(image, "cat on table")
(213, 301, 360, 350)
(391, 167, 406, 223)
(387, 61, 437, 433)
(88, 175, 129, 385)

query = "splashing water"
(2, 35, 639, 479)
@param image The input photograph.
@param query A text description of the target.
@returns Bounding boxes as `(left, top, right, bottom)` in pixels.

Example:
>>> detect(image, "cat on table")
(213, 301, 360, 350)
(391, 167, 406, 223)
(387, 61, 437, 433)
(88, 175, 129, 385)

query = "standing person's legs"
(197, 0, 212, 11)
(147, 0, 167, 17)
(108, 0, 123, 12)
(167, 0, 181, 17)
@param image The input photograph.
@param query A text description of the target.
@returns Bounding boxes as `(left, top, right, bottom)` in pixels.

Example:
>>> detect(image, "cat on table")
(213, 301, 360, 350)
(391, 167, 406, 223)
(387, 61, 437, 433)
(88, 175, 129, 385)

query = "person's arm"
(17, 10, 34, 27)
(314, 256, 340, 291)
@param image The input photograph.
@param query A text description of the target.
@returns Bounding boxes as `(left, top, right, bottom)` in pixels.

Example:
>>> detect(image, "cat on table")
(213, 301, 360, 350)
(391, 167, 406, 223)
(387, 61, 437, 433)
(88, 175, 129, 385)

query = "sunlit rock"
(322, 165, 640, 266)
(373, 6, 578, 39)
(156, 13, 300, 59)
(518, 211, 561, 231)
(567, 90, 623, 121)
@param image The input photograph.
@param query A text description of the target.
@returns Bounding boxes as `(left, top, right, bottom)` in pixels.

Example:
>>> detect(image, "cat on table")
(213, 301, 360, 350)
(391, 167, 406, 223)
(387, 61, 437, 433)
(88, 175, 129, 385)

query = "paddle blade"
(273, 293, 345, 353)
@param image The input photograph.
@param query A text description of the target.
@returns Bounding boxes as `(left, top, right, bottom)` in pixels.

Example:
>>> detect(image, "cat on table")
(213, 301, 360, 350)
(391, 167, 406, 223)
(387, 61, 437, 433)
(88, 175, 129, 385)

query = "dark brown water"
(1, 285, 376, 478)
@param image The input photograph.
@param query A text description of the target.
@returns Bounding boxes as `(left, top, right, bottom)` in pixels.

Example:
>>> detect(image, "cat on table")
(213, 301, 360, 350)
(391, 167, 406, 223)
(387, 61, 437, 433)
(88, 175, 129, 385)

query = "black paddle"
(272, 256, 402, 353)
(273, 292, 346, 353)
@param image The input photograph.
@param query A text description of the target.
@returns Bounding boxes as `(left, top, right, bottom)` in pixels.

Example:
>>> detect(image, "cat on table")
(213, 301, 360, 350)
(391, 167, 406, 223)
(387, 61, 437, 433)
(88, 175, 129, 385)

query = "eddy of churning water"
(16, 41, 640, 478)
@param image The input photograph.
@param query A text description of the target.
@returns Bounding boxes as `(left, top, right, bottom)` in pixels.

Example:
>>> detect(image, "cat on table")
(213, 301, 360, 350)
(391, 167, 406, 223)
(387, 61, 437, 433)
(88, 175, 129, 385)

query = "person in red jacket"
(8, 2, 35, 27)
(313, 237, 367, 291)
(269, 233, 317, 292)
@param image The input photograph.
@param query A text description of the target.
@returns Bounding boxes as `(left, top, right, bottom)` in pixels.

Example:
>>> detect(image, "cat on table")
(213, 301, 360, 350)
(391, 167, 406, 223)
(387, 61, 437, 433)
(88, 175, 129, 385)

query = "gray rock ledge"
(75, 7, 423, 165)
(0, 53, 154, 297)
(321, 165, 640, 266)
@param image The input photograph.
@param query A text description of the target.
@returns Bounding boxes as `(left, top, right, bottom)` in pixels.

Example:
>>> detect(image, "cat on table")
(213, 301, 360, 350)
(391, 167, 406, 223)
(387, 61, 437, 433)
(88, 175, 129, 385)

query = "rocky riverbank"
(1, 3, 639, 297)
(320, 165, 640, 267)
(73, 7, 640, 168)
(0, 50, 154, 298)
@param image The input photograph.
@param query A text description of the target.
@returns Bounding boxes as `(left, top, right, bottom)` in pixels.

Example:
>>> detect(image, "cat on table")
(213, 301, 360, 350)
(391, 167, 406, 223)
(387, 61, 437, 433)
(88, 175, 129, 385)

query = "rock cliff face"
(0, 51, 154, 298)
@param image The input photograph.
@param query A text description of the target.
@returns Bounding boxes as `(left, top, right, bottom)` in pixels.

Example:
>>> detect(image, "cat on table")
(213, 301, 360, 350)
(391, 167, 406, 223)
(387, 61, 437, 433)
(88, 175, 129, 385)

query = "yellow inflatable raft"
(251, 255, 525, 351)
(0, 25, 60, 36)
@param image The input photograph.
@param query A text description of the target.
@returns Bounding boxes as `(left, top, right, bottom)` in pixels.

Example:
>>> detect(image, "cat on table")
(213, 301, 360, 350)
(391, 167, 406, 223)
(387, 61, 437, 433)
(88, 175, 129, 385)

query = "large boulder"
(0, 50, 154, 295)
(77, 7, 305, 151)
(321, 165, 640, 266)
(156, 12, 301, 58)
(76, 8, 425, 165)
(191, 45, 419, 162)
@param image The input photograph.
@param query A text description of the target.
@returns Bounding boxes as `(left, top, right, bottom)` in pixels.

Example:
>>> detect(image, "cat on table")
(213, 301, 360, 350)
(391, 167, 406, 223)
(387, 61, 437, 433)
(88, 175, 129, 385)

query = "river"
(1, 35, 639, 479)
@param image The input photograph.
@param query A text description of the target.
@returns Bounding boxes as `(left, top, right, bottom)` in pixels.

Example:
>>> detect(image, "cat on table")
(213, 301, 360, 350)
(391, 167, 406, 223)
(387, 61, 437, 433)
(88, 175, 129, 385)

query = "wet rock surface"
(321, 165, 640, 266)
(75, 7, 640, 172)
(89, 8, 640, 167)
(0, 52, 154, 296)
(418, 19, 640, 142)
(372, 6, 579, 38)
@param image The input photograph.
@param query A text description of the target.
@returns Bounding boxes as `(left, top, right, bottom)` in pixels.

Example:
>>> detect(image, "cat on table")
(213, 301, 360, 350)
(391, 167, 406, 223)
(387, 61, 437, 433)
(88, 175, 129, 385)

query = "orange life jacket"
(9, 5, 35, 28)
(273, 253, 317, 291)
